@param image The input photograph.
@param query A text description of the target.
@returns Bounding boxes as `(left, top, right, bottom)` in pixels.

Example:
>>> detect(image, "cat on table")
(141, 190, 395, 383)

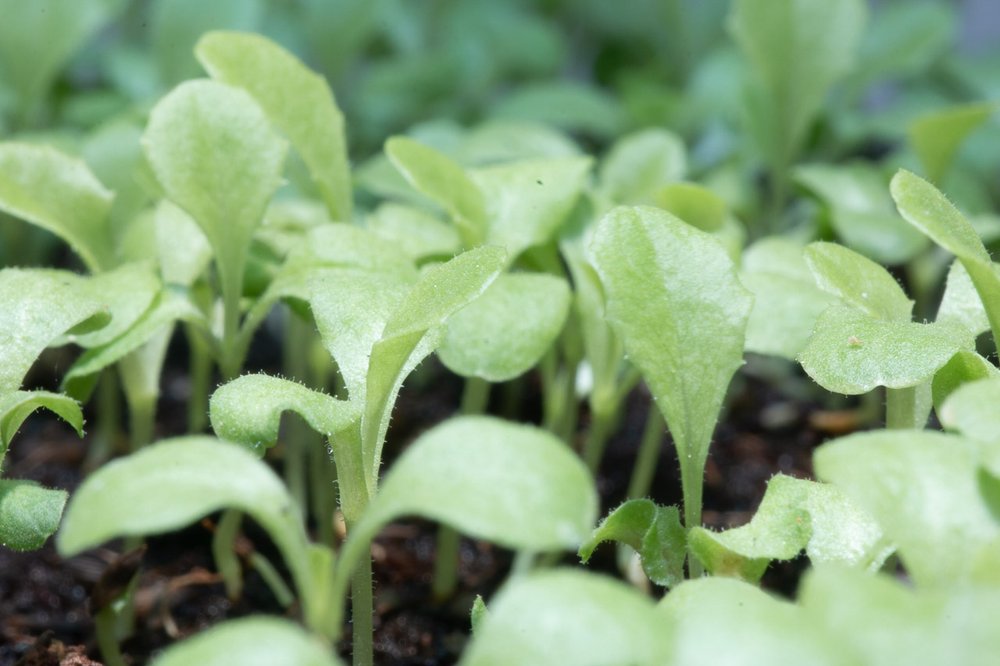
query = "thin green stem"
(349, 535, 374, 666)
(886, 386, 917, 430)
(680, 458, 704, 578)
(185, 324, 213, 433)
(86, 370, 121, 469)
(311, 442, 337, 549)
(212, 510, 244, 599)
(94, 607, 127, 666)
(582, 403, 615, 473)
(460, 376, 490, 415)
(249, 552, 295, 608)
(627, 404, 665, 499)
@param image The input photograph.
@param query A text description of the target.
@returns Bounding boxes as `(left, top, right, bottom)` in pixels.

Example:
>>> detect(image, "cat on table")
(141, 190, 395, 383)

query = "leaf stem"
(94, 607, 127, 666)
(185, 323, 213, 433)
(627, 403, 665, 499)
(349, 534, 374, 666)
(212, 510, 244, 599)
(885, 386, 917, 430)
(680, 455, 704, 578)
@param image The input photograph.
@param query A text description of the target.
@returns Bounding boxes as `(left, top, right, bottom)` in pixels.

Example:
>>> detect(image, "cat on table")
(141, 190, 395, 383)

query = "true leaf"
(438, 273, 571, 382)
(153, 201, 212, 287)
(804, 242, 912, 321)
(598, 128, 686, 205)
(366, 203, 461, 261)
(460, 570, 670, 666)
(655, 182, 727, 233)
(815, 430, 1000, 587)
(492, 81, 624, 138)
(931, 351, 999, 413)
(0, 480, 67, 551)
(0, 390, 82, 458)
(151, 617, 343, 666)
(909, 102, 997, 185)
(197, 31, 352, 221)
(937, 259, 993, 337)
(939, 377, 1000, 445)
(589, 205, 752, 526)
(0, 143, 115, 272)
(69, 262, 162, 348)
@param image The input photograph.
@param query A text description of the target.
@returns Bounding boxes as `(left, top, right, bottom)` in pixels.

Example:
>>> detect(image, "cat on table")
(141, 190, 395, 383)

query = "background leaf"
(0, 480, 67, 551)
(909, 102, 997, 185)
(598, 128, 686, 205)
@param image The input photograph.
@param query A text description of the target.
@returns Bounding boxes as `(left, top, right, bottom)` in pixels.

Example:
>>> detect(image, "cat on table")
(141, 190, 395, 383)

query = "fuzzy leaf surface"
(937, 260, 994, 337)
(939, 378, 1000, 445)
(931, 351, 1000, 413)
(0, 391, 82, 461)
(197, 31, 352, 220)
(438, 273, 571, 381)
(804, 242, 912, 321)
(0, 481, 67, 551)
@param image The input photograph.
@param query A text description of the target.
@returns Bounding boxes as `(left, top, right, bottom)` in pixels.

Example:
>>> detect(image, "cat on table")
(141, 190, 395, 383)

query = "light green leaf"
(151, 617, 343, 666)
(655, 182, 727, 233)
(0, 390, 82, 459)
(800, 565, 1000, 666)
(660, 576, 845, 666)
(470, 596, 489, 637)
(460, 570, 670, 666)
(804, 241, 912, 321)
(153, 201, 212, 287)
(0, 143, 115, 272)
(0, 268, 110, 393)
(909, 102, 997, 185)
(142, 79, 287, 307)
(70, 262, 162, 348)
(492, 81, 625, 138)
(795, 163, 927, 265)
(937, 259, 994, 338)
(0, 480, 67, 551)
(688, 474, 890, 582)
(598, 128, 686, 205)
(471, 157, 592, 261)
(589, 206, 752, 526)
(456, 121, 581, 165)
(798, 306, 972, 394)
(367, 203, 461, 261)
(57, 436, 312, 599)
(578, 499, 687, 588)
(385, 136, 486, 246)
(730, 0, 867, 169)
(940, 378, 1000, 445)
(209, 374, 359, 456)
(438, 273, 571, 382)
(815, 430, 1000, 587)
(741, 238, 834, 359)
(931, 351, 999, 413)
(197, 31, 352, 221)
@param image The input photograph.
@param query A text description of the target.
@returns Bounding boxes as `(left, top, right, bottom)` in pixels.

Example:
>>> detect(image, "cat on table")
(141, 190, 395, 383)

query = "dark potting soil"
(0, 361, 862, 666)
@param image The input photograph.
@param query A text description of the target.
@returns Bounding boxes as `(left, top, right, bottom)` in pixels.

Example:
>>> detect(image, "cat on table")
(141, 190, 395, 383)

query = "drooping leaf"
(70, 261, 162, 348)
(197, 31, 352, 221)
(151, 617, 343, 666)
(815, 430, 1000, 587)
(660, 576, 845, 666)
(0, 390, 82, 459)
(804, 242, 912, 321)
(0, 143, 115, 272)
(909, 102, 997, 185)
(209, 374, 359, 456)
(0, 480, 67, 551)
(58, 436, 313, 599)
(0, 268, 109, 393)
(460, 570, 670, 666)
(578, 499, 687, 588)
(741, 238, 834, 359)
(589, 205, 752, 525)
(471, 157, 592, 261)
(687, 474, 891, 582)
(438, 273, 571, 382)
(142, 79, 287, 306)
(798, 306, 972, 394)
(598, 128, 686, 205)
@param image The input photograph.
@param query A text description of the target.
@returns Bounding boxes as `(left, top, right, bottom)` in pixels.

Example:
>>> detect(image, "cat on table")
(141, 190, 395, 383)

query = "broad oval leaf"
(460, 570, 670, 666)
(655, 182, 727, 233)
(58, 437, 311, 597)
(804, 242, 912, 321)
(0, 480, 67, 551)
(939, 377, 1000, 445)
(142, 79, 287, 302)
(589, 205, 752, 521)
(367, 203, 461, 261)
(70, 261, 162, 348)
(798, 306, 972, 394)
(209, 373, 359, 456)
(815, 430, 1000, 587)
(438, 273, 571, 381)
(598, 128, 686, 205)
(196, 31, 352, 221)
(151, 617, 343, 666)
(0, 143, 115, 272)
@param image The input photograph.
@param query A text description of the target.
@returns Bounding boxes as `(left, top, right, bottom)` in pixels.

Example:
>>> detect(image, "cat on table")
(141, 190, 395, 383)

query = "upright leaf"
(909, 102, 997, 185)
(589, 206, 752, 527)
(804, 242, 912, 321)
(197, 31, 353, 221)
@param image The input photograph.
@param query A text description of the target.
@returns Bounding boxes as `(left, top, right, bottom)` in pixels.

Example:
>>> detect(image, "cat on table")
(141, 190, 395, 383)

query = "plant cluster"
(2, 1, 1000, 665)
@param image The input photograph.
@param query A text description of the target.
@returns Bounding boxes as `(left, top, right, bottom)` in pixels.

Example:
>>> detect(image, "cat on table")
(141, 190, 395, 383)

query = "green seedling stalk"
(627, 403, 665, 499)
(212, 510, 244, 600)
(185, 323, 213, 433)
(310, 442, 338, 549)
(86, 370, 122, 469)
(681, 458, 705, 578)
(249, 552, 295, 608)
(94, 606, 128, 666)
(885, 386, 918, 430)
(582, 400, 616, 472)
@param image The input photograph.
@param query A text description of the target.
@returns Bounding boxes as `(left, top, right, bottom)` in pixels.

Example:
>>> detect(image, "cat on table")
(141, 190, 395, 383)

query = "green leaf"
(589, 205, 752, 526)
(598, 128, 686, 205)
(688, 475, 890, 582)
(0, 390, 82, 461)
(741, 238, 834, 359)
(939, 378, 1000, 445)
(937, 260, 993, 337)
(729, 0, 867, 169)
(153, 201, 212, 287)
(931, 351, 999, 413)
(70, 262, 162, 348)
(654, 182, 727, 233)
(660, 576, 844, 666)
(471, 157, 592, 261)
(150, 617, 343, 666)
(367, 203, 461, 261)
(0, 143, 115, 272)
(815, 430, 1000, 587)
(209, 374, 359, 456)
(385, 136, 486, 246)
(142, 79, 287, 308)
(58, 436, 313, 599)
(460, 570, 670, 666)
(0, 480, 67, 551)
(798, 306, 972, 394)
(909, 102, 997, 185)
(578, 499, 687, 588)
(795, 164, 927, 265)
(0, 268, 110, 393)
(804, 242, 912, 321)
(197, 31, 352, 221)
(438, 273, 571, 382)
(492, 81, 625, 139)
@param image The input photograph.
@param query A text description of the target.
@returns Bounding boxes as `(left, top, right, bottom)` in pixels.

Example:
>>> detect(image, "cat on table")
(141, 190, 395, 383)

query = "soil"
(0, 352, 864, 666)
